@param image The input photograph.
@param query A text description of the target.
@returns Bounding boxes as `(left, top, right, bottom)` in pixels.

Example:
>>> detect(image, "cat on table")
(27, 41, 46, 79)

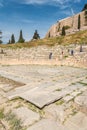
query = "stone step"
(64, 112, 87, 130)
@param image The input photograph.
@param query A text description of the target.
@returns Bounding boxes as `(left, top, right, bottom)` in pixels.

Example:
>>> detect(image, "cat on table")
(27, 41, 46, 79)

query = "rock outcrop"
(46, 10, 87, 38)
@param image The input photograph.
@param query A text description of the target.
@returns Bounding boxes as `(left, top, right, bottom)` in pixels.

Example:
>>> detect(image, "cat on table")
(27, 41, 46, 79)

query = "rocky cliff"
(46, 10, 87, 38)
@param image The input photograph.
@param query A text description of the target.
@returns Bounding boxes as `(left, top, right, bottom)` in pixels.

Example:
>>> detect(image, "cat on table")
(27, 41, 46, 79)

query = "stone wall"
(46, 10, 87, 37)
(0, 44, 87, 68)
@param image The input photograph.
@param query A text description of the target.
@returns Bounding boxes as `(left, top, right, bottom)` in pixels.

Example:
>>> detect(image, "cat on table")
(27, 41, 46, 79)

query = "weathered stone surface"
(64, 112, 87, 130)
(0, 89, 6, 97)
(44, 104, 66, 122)
(71, 91, 81, 97)
(0, 44, 87, 67)
(13, 107, 40, 126)
(63, 95, 74, 102)
(46, 10, 87, 38)
(75, 91, 87, 114)
(75, 92, 87, 104)
(0, 84, 13, 92)
(20, 90, 64, 108)
(0, 95, 7, 104)
(27, 119, 64, 130)
(3, 65, 86, 108)
(0, 65, 87, 130)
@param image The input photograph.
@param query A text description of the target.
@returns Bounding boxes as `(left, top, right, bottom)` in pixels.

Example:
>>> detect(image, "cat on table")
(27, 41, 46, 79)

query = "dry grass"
(0, 29, 87, 49)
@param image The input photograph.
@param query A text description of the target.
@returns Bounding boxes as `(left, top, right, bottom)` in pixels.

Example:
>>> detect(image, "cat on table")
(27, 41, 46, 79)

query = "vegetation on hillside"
(82, 4, 87, 11)
(84, 10, 87, 26)
(61, 26, 66, 36)
(63, 25, 70, 30)
(11, 34, 15, 44)
(78, 14, 81, 30)
(32, 30, 40, 40)
(18, 30, 25, 43)
(0, 30, 2, 44)
(0, 29, 87, 49)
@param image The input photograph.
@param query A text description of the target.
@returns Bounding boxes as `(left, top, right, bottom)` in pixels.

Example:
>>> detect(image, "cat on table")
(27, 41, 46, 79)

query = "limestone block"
(13, 107, 40, 126)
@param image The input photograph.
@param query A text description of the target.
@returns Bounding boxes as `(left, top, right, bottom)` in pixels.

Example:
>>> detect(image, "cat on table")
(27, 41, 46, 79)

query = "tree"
(61, 26, 66, 36)
(18, 30, 25, 43)
(58, 22, 60, 31)
(0, 40, 2, 44)
(48, 32, 50, 38)
(82, 4, 87, 11)
(84, 10, 87, 26)
(7, 39, 11, 44)
(78, 14, 81, 30)
(0, 30, 2, 44)
(33, 30, 40, 40)
(11, 34, 15, 44)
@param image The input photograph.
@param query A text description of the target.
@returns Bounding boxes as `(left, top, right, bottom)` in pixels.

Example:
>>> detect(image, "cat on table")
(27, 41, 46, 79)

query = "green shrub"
(64, 25, 70, 30)
(0, 108, 4, 119)
(5, 112, 22, 130)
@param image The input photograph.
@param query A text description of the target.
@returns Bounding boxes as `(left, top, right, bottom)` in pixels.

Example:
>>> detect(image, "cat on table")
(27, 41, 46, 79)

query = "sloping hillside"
(46, 8, 87, 38)
(0, 29, 87, 49)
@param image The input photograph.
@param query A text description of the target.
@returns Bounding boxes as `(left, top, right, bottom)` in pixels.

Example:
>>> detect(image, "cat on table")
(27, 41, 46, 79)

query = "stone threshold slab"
(18, 88, 70, 108)
(7, 84, 72, 109)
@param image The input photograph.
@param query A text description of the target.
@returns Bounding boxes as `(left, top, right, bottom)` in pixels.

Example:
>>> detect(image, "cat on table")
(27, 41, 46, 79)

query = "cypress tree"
(82, 4, 87, 11)
(7, 39, 11, 44)
(78, 14, 81, 30)
(48, 32, 50, 38)
(18, 30, 25, 43)
(61, 26, 66, 36)
(11, 34, 15, 44)
(33, 30, 40, 40)
(0, 31, 2, 44)
(58, 22, 60, 31)
(84, 10, 87, 26)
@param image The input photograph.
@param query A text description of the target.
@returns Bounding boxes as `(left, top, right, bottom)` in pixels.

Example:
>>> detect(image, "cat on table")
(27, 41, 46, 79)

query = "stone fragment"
(64, 112, 87, 130)
(0, 95, 7, 104)
(75, 91, 87, 114)
(63, 95, 74, 102)
(27, 119, 64, 130)
(13, 107, 40, 126)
